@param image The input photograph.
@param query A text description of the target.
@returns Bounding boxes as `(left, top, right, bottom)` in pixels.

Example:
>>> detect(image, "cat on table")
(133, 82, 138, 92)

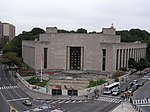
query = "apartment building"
(0, 21, 15, 47)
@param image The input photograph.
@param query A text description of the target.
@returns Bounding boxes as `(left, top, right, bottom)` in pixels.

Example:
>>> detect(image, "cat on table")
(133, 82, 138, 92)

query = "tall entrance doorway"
(70, 47, 81, 70)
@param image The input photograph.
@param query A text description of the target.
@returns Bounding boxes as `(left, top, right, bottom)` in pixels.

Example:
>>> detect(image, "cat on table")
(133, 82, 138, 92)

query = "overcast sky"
(1, 0, 150, 35)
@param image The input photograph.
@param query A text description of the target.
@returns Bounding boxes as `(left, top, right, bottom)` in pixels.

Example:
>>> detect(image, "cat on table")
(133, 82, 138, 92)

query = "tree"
(0, 52, 21, 67)
(76, 28, 87, 33)
(58, 29, 69, 33)
(128, 58, 136, 68)
(135, 58, 148, 74)
(2, 27, 45, 57)
(30, 28, 45, 36)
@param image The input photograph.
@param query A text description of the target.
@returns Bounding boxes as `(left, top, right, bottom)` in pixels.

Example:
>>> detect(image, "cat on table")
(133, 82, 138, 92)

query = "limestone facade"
(22, 26, 147, 73)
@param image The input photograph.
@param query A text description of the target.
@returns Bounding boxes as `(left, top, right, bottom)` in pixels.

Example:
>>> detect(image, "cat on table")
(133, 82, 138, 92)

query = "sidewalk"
(111, 101, 137, 112)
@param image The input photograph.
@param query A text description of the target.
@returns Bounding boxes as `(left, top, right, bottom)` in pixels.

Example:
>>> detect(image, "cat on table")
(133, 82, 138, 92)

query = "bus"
(103, 82, 120, 94)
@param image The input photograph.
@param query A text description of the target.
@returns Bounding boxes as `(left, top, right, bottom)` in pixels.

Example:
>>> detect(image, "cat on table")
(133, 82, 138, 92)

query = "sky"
(1, 0, 150, 35)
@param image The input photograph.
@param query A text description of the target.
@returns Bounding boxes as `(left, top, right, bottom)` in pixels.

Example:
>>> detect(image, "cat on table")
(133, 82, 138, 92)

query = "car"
(40, 103, 50, 109)
(112, 88, 120, 96)
(128, 88, 134, 93)
(51, 109, 64, 112)
(32, 107, 42, 112)
(23, 100, 32, 106)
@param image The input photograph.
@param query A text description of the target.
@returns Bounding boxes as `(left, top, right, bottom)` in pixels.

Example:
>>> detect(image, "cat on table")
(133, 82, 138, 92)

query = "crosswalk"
(133, 99, 150, 105)
(0, 86, 18, 90)
(45, 99, 87, 104)
(142, 76, 150, 80)
(95, 96, 121, 103)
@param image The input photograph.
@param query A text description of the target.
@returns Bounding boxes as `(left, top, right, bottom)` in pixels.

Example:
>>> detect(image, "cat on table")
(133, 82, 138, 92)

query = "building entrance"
(70, 47, 81, 70)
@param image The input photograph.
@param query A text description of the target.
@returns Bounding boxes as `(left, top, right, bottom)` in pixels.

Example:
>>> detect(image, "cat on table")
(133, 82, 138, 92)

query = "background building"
(0, 21, 15, 48)
(22, 26, 147, 73)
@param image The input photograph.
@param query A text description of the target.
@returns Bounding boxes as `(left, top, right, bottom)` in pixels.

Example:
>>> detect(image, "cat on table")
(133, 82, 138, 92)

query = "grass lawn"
(88, 79, 107, 87)
(26, 77, 48, 87)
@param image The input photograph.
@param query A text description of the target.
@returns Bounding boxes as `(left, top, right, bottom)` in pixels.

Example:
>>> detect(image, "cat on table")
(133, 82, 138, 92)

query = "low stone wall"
(16, 72, 47, 94)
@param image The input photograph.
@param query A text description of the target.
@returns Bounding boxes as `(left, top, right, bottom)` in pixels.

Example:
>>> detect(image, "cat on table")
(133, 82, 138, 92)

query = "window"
(68, 89, 78, 96)
(52, 89, 62, 95)
(44, 48, 48, 69)
(116, 49, 119, 70)
(102, 49, 106, 71)
(119, 49, 122, 68)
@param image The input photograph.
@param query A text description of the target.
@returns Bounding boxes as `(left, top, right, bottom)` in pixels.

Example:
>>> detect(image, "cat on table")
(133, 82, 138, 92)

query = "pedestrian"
(146, 97, 148, 102)
(129, 97, 133, 104)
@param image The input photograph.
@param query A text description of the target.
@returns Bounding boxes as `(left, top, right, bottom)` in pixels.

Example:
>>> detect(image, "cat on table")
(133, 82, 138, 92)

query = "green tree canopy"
(76, 28, 87, 33)
(129, 58, 149, 73)
(0, 52, 21, 67)
(128, 58, 136, 68)
(2, 28, 45, 57)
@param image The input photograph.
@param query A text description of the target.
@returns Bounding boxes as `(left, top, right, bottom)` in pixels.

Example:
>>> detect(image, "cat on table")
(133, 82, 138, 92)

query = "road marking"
(71, 100, 76, 103)
(0, 86, 18, 90)
(58, 100, 66, 103)
(46, 100, 54, 103)
(78, 100, 82, 103)
(0, 91, 19, 112)
(138, 104, 150, 107)
(95, 96, 121, 103)
(51, 100, 61, 104)
(7, 97, 29, 102)
(66, 100, 72, 103)
(45, 99, 88, 104)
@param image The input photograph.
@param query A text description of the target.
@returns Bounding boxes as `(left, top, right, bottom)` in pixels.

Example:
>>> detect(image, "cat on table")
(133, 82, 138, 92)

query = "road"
(0, 90, 10, 112)
(130, 73, 150, 112)
(0, 64, 123, 112)
(0, 64, 33, 111)
(120, 73, 146, 92)
(46, 96, 121, 112)
(58, 101, 118, 112)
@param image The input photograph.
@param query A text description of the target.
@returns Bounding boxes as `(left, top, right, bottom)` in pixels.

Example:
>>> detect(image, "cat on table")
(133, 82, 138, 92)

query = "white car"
(23, 100, 32, 106)
(112, 89, 120, 96)
(32, 107, 42, 111)
(51, 109, 64, 112)
(40, 106, 48, 110)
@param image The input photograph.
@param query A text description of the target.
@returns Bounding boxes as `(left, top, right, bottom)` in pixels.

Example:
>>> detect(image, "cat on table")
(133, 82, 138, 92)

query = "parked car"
(23, 100, 32, 106)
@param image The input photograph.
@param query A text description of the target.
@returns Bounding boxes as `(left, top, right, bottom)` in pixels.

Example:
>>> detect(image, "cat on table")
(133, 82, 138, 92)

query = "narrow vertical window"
(119, 49, 122, 68)
(102, 49, 106, 71)
(116, 49, 119, 70)
(44, 48, 48, 69)
(126, 49, 128, 67)
(123, 49, 125, 67)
